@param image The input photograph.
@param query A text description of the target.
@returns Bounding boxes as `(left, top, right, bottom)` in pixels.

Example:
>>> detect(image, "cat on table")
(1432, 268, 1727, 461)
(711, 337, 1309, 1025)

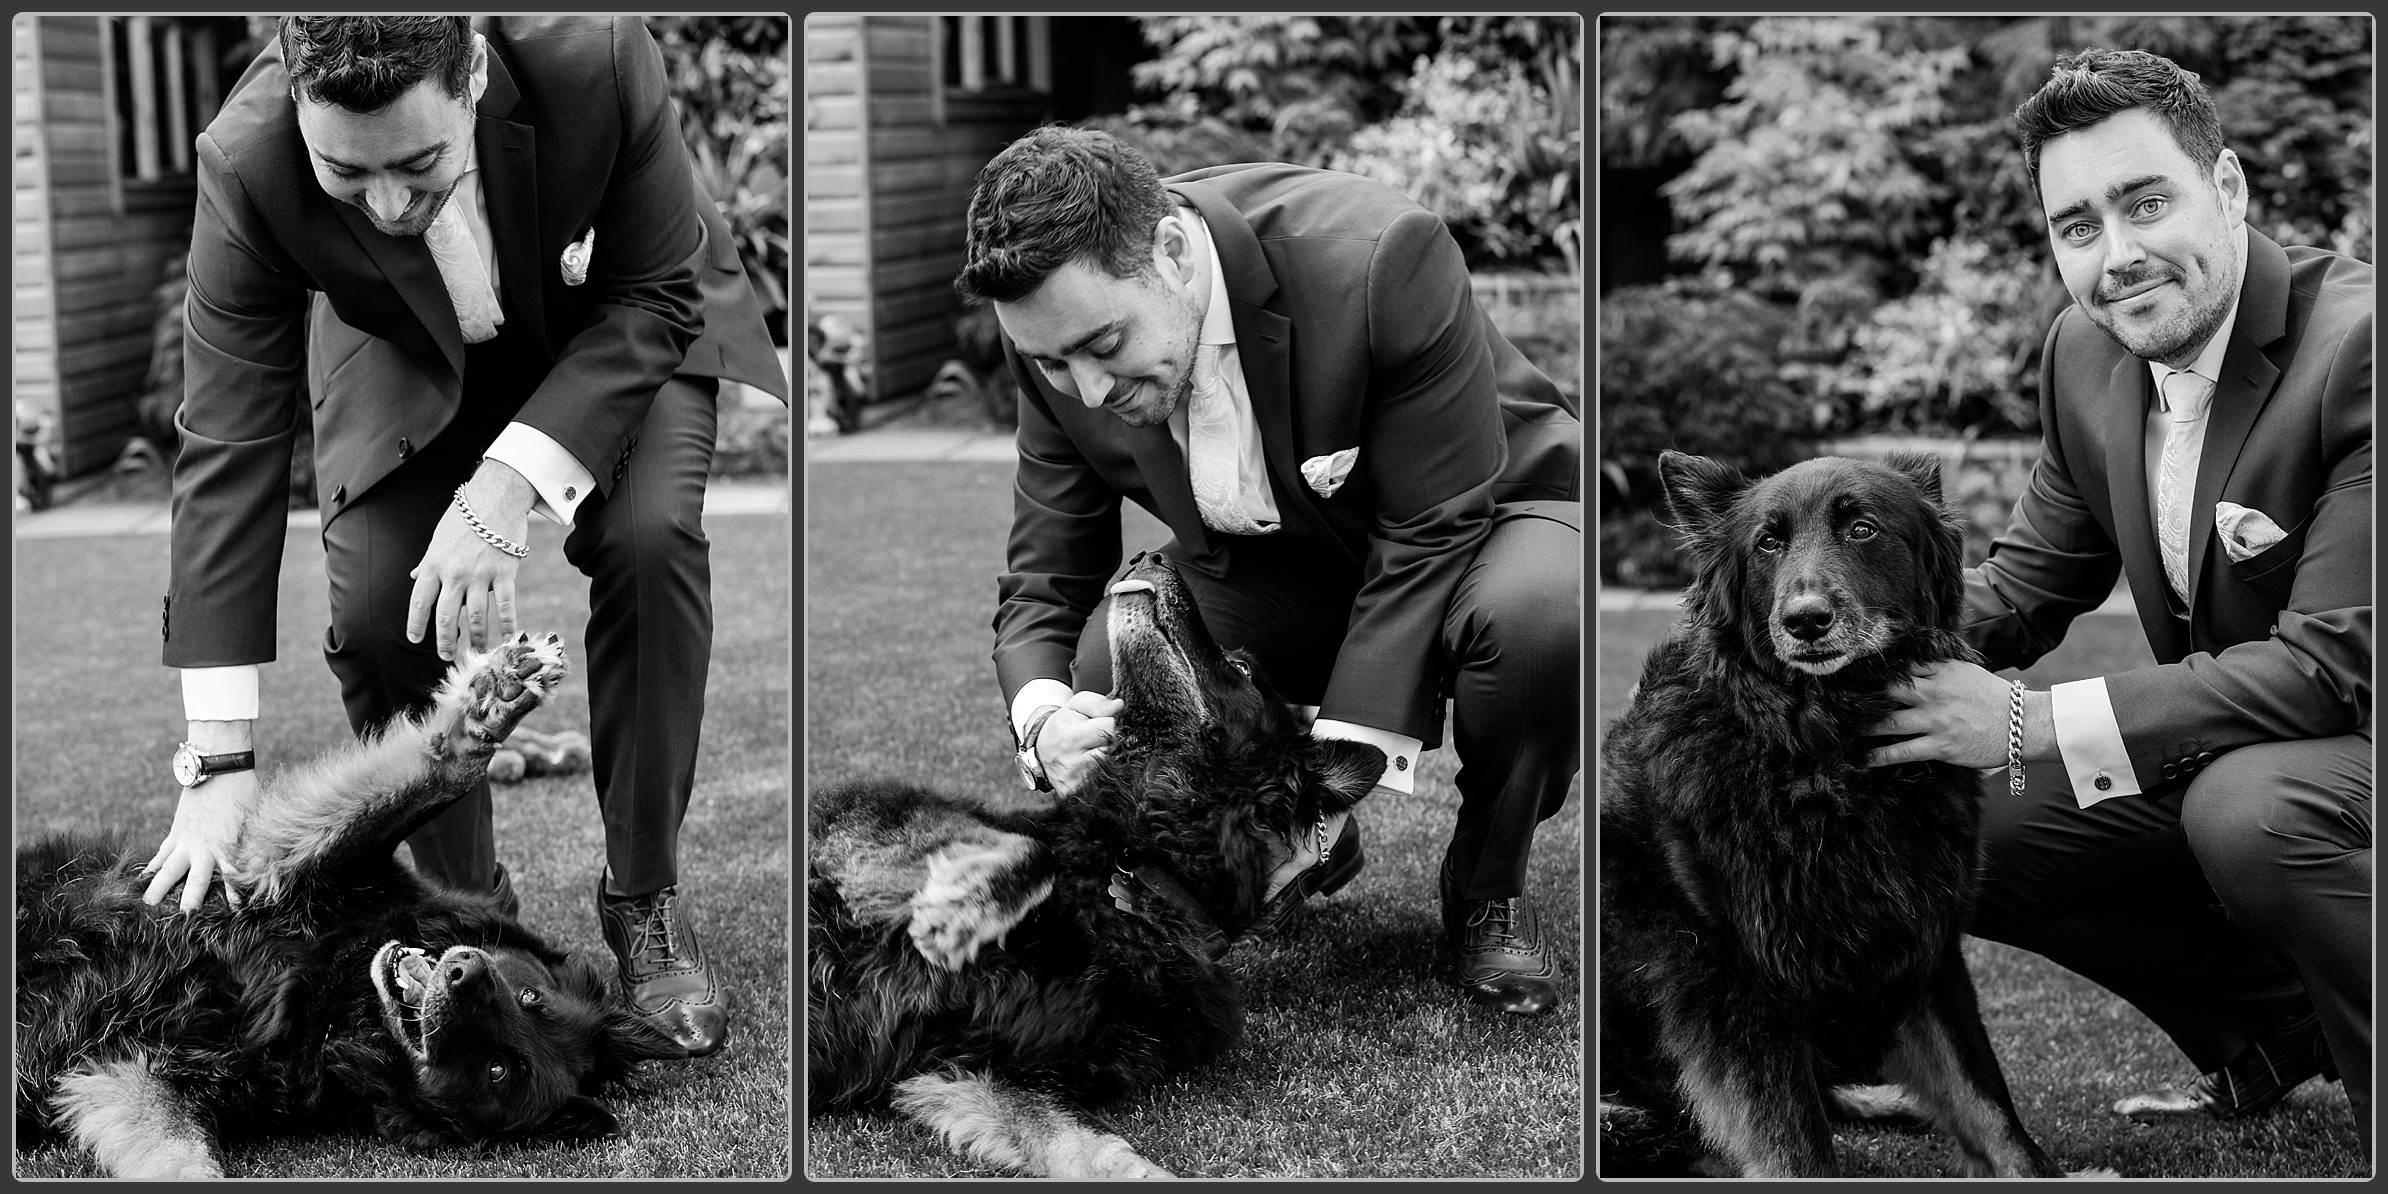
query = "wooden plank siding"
(16, 15, 200, 475)
(801, 13, 873, 389)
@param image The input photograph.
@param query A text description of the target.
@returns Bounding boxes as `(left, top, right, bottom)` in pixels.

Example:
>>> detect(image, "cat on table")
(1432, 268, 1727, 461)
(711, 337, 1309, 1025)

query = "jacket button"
(397, 437, 412, 458)
(333, 485, 346, 504)
(2196, 751, 2214, 766)
(2093, 773, 2112, 791)
(2160, 763, 2177, 780)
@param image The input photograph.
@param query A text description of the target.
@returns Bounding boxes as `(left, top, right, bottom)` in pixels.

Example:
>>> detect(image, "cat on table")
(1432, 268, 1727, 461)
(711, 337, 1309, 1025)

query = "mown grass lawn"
(803, 459, 1584, 1178)
(12, 508, 792, 1179)
(1594, 605, 2365, 1178)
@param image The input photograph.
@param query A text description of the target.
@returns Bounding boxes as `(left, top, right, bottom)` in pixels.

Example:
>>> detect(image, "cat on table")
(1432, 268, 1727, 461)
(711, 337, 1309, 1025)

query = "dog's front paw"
(905, 838, 1050, 971)
(907, 887, 1004, 971)
(455, 633, 570, 743)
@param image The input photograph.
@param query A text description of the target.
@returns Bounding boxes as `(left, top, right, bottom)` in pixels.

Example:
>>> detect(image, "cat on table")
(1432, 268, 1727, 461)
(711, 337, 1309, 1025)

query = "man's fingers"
(407, 569, 439, 644)
(493, 582, 519, 642)
(465, 586, 491, 651)
(178, 858, 214, 913)
(434, 582, 466, 660)
(142, 857, 185, 906)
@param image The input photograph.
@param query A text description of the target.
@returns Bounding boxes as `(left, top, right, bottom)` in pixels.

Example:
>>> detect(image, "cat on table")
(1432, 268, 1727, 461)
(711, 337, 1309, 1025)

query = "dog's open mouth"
(1107, 572, 1211, 721)
(369, 940, 443, 1059)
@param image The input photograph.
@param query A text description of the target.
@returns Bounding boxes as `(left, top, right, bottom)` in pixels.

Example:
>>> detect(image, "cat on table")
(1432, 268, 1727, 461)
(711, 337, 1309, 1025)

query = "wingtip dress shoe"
(597, 874, 731, 1058)
(1439, 858, 1560, 1016)
(2113, 1012, 2335, 1122)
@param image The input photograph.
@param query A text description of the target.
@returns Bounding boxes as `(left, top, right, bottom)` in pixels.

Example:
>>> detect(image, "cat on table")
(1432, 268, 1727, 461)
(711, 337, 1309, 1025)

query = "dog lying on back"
(1600, 451, 2075, 1178)
(15, 635, 683, 1178)
(808, 551, 1387, 1177)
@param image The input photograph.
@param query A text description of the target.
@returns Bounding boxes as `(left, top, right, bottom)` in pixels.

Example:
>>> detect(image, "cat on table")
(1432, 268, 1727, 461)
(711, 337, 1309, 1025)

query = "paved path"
(12, 477, 789, 541)
(803, 426, 1013, 464)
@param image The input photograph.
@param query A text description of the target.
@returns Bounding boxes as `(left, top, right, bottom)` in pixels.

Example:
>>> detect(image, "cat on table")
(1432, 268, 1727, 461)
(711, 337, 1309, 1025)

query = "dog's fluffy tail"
(891, 1070, 1174, 1178)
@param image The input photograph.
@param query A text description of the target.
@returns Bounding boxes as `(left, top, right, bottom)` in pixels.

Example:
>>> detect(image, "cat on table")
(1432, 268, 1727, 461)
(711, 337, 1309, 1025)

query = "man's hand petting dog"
(1037, 690, 1123, 797)
(408, 463, 535, 662)
(144, 768, 258, 912)
(1864, 659, 2056, 771)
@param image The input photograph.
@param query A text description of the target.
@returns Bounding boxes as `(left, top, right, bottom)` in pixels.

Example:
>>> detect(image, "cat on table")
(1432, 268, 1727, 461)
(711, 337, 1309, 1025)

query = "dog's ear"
(1657, 450, 1749, 539)
(1883, 450, 1945, 504)
(1300, 738, 1387, 812)
(540, 1095, 623, 1141)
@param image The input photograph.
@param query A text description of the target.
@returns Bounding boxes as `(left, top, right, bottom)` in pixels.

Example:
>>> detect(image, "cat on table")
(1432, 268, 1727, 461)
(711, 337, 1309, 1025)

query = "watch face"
(172, 744, 201, 787)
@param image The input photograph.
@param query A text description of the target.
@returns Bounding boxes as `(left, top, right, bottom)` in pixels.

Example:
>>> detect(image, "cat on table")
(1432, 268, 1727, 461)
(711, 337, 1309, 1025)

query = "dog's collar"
(1109, 861, 1231, 961)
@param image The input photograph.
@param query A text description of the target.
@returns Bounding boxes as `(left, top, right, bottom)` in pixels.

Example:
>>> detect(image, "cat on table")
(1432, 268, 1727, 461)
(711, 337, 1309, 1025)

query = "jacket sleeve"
(1961, 315, 2126, 671)
(1316, 208, 1505, 744)
(992, 348, 1122, 703)
(508, 16, 705, 493)
(165, 129, 307, 667)
(2102, 314, 2371, 764)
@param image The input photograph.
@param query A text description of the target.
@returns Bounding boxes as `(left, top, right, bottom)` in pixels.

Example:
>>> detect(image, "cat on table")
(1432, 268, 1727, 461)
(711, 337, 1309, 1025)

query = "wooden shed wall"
(20, 15, 200, 476)
(801, 13, 870, 384)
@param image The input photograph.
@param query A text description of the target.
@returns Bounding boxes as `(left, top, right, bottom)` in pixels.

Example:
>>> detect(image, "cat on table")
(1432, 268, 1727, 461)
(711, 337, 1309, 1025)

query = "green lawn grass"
(803, 460, 1585, 1178)
(11, 509, 792, 1179)
(1595, 607, 2365, 1178)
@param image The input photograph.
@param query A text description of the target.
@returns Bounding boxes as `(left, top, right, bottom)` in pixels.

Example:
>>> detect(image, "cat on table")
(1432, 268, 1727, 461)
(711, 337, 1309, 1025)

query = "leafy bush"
(1824, 237, 2051, 437)
(1128, 16, 1434, 166)
(649, 16, 791, 345)
(1599, 279, 1818, 586)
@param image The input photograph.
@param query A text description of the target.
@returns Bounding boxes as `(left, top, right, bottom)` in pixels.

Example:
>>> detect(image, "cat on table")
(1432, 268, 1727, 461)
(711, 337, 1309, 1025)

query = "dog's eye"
(519, 986, 542, 1009)
(1848, 520, 1878, 541)
(1756, 533, 1783, 553)
(1229, 659, 1251, 677)
(486, 1060, 508, 1086)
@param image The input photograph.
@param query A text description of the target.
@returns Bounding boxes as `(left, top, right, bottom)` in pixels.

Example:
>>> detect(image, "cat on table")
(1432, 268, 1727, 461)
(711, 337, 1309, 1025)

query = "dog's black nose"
(1780, 595, 1834, 642)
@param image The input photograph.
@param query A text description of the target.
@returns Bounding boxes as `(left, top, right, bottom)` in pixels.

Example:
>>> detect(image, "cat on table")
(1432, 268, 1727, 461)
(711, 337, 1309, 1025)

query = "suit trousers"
(1068, 499, 1582, 901)
(320, 345, 719, 900)
(1971, 733, 2371, 1140)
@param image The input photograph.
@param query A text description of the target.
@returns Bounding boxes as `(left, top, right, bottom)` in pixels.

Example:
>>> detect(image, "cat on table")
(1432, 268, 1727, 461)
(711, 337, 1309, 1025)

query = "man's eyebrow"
(315, 140, 449, 172)
(2045, 172, 2171, 227)
(1026, 319, 1124, 361)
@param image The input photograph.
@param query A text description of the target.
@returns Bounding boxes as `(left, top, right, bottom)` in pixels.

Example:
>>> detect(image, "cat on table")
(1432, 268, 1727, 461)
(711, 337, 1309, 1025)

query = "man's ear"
(2211, 147, 2247, 225)
(1152, 212, 1197, 293)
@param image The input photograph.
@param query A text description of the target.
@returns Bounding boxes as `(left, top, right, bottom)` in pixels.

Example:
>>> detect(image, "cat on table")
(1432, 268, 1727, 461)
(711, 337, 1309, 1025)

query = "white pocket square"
(2213, 501, 2287, 563)
(560, 227, 595, 286)
(1301, 447, 1358, 497)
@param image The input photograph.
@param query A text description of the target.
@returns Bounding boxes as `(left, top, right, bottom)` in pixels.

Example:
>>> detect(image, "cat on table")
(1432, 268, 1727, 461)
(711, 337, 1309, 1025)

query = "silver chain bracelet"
(2006, 680, 2027, 799)
(452, 484, 529, 558)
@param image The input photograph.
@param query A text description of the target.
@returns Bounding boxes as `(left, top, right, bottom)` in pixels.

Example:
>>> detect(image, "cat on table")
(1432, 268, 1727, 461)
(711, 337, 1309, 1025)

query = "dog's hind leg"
(892, 1071, 1173, 1178)
(234, 633, 570, 899)
(1663, 1011, 1835, 1177)
(1884, 951, 2066, 1178)
(49, 1051, 222, 1179)
(812, 795, 1053, 971)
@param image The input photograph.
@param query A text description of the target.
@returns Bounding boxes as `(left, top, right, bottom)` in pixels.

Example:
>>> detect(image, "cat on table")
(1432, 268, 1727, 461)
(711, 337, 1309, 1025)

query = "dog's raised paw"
(456, 634, 569, 744)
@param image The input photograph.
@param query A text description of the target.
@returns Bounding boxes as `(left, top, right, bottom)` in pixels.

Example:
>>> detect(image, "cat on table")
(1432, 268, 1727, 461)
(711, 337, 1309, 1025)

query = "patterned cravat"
(424, 197, 502, 344)
(2154, 368, 2212, 604)
(1186, 343, 1273, 535)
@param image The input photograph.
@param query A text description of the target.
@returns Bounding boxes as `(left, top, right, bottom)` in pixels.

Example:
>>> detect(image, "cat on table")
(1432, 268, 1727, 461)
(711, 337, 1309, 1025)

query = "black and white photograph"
(12, 14, 792, 1179)
(802, 14, 1584, 1179)
(1597, 14, 2370, 1178)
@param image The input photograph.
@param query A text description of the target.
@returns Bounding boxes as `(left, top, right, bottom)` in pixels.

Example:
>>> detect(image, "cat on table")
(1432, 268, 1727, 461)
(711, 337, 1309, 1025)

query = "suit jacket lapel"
(337, 207, 460, 377)
(1170, 180, 1321, 543)
(2102, 353, 2174, 647)
(474, 50, 544, 351)
(1126, 421, 1210, 562)
(2187, 229, 2291, 608)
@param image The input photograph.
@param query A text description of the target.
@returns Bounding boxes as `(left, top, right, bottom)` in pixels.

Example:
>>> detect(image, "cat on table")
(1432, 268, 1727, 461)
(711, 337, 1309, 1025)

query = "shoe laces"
(1466, 897, 1524, 945)
(620, 886, 682, 968)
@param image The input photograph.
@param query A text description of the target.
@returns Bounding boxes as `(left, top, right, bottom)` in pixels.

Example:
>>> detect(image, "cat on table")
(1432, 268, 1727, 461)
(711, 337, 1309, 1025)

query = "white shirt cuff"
(181, 665, 260, 722)
(1310, 719, 1422, 796)
(1009, 678, 1076, 743)
(483, 422, 597, 527)
(2050, 677, 2142, 808)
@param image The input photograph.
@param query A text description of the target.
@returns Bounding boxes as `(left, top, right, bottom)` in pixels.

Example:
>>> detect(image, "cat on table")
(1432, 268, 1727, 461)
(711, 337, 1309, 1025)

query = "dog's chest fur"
(1602, 636, 1982, 1007)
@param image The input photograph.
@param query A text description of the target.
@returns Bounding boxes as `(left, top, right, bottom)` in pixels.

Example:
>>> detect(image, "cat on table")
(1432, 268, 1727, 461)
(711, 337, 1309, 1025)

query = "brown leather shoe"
(1439, 858, 1559, 1016)
(2113, 1012, 2334, 1122)
(597, 874, 730, 1058)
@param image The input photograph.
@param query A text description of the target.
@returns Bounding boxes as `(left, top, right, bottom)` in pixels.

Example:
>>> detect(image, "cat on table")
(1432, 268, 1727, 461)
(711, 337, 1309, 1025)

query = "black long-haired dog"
(15, 635, 684, 1178)
(808, 551, 1387, 1177)
(1600, 450, 2076, 1178)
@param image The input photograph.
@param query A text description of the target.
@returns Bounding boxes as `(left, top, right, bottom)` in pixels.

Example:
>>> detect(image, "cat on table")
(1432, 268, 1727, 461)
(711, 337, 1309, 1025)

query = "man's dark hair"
(2013, 47, 2226, 195)
(280, 16, 475, 111)
(955, 125, 1173, 305)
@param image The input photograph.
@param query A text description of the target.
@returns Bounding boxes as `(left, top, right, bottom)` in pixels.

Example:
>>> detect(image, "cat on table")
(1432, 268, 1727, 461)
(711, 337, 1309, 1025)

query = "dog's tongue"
(1108, 578, 1155, 597)
(394, 947, 434, 1002)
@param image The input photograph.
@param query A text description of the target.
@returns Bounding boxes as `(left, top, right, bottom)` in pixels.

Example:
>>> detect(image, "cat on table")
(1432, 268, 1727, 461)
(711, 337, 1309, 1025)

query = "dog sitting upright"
(15, 635, 684, 1178)
(1600, 451, 2073, 1178)
(808, 551, 1387, 1178)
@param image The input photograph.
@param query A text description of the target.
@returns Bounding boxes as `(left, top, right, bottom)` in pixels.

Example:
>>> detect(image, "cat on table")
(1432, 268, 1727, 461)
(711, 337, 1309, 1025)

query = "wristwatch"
(171, 741, 255, 789)
(1014, 704, 1064, 793)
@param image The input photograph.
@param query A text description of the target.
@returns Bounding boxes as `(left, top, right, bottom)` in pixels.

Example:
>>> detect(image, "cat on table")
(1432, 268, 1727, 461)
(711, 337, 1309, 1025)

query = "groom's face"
(992, 215, 1208, 429)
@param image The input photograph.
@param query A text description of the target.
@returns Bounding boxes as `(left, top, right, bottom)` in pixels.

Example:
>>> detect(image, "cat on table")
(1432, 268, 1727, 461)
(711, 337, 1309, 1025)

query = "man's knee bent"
(2180, 737, 2371, 926)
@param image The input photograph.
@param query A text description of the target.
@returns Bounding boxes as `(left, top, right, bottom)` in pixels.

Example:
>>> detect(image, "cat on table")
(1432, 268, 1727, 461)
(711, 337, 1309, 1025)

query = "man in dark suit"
(955, 127, 1581, 1015)
(144, 16, 787, 1058)
(1866, 49, 2370, 1146)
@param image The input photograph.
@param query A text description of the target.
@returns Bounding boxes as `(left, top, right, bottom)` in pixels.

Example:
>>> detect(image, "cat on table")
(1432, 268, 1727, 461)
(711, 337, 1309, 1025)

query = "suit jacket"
(993, 163, 1582, 747)
(165, 16, 786, 667)
(1965, 227, 2372, 779)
